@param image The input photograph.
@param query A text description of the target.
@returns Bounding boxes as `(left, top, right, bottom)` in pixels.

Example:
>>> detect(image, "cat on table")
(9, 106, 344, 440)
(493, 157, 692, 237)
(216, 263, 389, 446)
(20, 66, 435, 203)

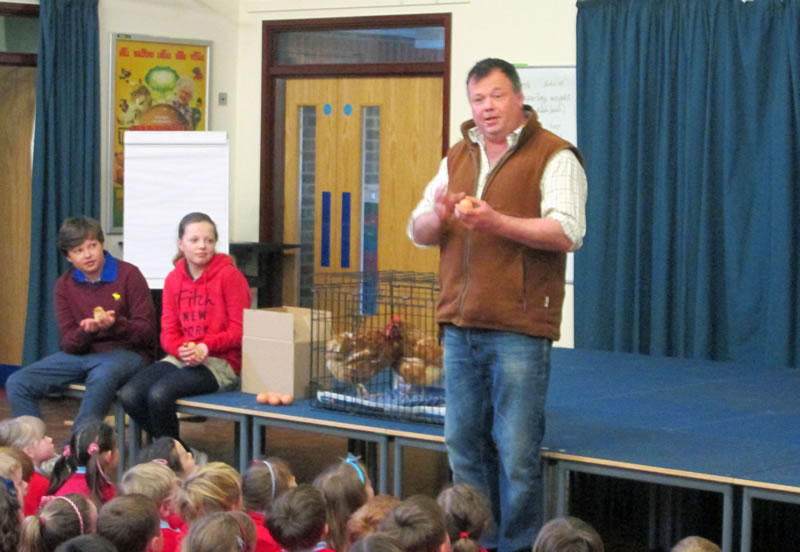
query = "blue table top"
(182, 347, 800, 489)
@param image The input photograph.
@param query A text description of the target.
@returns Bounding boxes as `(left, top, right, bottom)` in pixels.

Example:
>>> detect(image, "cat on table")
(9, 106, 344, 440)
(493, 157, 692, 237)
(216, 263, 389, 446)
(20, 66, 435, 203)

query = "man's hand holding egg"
(454, 196, 498, 233)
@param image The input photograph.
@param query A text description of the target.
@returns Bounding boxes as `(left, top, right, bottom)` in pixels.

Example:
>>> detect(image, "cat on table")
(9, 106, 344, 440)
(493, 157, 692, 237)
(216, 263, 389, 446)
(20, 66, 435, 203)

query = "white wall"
(96, 0, 239, 256)
(91, 0, 578, 343)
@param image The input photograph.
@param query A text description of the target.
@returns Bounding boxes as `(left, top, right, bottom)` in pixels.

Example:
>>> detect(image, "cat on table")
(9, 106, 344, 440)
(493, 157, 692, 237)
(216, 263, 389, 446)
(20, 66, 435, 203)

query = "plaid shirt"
(408, 123, 587, 251)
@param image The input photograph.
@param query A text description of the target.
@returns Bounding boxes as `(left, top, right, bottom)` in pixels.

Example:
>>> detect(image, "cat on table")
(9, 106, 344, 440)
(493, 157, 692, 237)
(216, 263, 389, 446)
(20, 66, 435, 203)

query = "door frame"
(0, 2, 39, 67)
(260, 13, 451, 246)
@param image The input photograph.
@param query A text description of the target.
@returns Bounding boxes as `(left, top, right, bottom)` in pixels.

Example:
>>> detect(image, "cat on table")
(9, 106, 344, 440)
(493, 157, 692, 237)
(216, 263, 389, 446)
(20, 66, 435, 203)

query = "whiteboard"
(123, 131, 230, 289)
(517, 66, 577, 283)
(517, 66, 577, 146)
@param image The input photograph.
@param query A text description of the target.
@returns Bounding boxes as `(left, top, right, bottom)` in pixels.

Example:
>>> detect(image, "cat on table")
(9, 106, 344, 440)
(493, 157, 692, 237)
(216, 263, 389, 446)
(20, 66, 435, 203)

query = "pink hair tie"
(63, 445, 71, 457)
(152, 458, 168, 465)
(87, 443, 100, 455)
(39, 515, 47, 526)
(459, 532, 470, 540)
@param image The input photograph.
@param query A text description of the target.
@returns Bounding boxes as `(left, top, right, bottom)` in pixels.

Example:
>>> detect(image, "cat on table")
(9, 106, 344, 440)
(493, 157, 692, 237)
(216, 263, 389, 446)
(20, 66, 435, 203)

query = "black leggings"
(118, 360, 218, 446)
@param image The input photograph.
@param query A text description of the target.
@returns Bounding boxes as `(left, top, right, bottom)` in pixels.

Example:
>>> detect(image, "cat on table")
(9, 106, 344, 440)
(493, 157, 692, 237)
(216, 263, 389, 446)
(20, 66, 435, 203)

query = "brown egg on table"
(267, 393, 282, 406)
(256, 392, 271, 404)
(279, 394, 293, 405)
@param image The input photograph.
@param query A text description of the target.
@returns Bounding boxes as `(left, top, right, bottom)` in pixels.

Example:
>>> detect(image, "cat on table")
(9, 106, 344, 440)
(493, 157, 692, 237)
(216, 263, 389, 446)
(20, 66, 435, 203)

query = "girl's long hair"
(46, 420, 115, 505)
(313, 459, 370, 552)
(20, 493, 94, 552)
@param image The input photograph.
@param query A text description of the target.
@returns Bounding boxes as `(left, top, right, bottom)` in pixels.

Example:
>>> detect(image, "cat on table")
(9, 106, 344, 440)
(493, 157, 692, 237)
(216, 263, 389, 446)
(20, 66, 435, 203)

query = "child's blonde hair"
(120, 461, 178, 507)
(4, 416, 46, 450)
(175, 461, 241, 523)
(20, 494, 94, 552)
(242, 457, 294, 515)
(181, 510, 256, 552)
(436, 483, 491, 552)
(0, 446, 33, 482)
(313, 457, 372, 552)
(532, 516, 604, 552)
(671, 536, 721, 552)
(0, 450, 22, 479)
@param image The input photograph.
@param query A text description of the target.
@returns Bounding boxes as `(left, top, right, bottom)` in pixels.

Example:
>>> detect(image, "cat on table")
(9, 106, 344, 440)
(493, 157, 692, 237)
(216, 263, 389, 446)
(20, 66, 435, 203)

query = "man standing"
(408, 58, 587, 551)
(7, 216, 156, 431)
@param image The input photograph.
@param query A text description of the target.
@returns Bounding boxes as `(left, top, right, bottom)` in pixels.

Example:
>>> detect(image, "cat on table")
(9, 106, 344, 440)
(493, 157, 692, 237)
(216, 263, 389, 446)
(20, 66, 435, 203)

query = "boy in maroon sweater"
(7, 216, 156, 431)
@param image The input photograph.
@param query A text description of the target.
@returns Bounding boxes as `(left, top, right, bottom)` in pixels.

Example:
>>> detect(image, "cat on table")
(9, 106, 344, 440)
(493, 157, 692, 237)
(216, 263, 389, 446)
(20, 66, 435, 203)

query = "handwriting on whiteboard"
(517, 66, 577, 146)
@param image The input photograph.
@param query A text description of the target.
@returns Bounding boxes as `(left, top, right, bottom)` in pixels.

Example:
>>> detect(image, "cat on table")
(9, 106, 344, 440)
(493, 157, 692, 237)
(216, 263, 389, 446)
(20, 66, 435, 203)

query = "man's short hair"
(266, 484, 328, 552)
(378, 495, 447, 552)
(466, 58, 522, 94)
(57, 216, 105, 256)
(96, 494, 160, 552)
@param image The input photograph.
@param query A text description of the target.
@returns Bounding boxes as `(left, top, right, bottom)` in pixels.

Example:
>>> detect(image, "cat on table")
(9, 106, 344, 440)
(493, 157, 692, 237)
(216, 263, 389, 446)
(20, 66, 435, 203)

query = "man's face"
(66, 238, 105, 281)
(468, 68, 525, 144)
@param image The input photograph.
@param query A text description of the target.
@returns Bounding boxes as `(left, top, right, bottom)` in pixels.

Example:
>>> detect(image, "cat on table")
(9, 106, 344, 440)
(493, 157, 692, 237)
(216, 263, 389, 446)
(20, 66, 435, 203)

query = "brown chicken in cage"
(325, 317, 405, 384)
(395, 334, 444, 387)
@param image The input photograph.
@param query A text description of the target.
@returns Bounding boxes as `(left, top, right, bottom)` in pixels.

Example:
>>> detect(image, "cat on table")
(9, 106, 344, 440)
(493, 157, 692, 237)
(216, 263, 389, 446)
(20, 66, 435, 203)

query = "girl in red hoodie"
(118, 212, 251, 449)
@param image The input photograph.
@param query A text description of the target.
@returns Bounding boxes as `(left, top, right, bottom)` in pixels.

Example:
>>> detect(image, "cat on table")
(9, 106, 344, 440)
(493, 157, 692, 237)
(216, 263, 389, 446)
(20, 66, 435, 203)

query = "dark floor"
(0, 389, 451, 496)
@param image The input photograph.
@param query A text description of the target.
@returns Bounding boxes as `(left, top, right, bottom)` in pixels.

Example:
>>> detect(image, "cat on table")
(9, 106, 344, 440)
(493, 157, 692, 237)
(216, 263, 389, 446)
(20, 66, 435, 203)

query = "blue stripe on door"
(321, 191, 331, 267)
(341, 192, 351, 268)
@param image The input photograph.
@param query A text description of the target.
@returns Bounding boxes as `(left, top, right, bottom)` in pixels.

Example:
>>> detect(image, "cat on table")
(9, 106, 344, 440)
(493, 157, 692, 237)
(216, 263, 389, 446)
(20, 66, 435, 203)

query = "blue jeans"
(6, 349, 145, 431)
(443, 325, 552, 552)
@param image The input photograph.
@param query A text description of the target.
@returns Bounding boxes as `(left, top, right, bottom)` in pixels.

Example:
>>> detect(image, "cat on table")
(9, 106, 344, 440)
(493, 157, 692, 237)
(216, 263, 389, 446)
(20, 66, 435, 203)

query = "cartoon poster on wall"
(109, 34, 211, 231)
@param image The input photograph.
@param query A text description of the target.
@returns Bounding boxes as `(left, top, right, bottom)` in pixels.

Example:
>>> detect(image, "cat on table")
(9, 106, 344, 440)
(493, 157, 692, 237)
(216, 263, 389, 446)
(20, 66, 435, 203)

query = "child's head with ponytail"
(19, 493, 96, 552)
(436, 483, 491, 552)
(46, 419, 117, 505)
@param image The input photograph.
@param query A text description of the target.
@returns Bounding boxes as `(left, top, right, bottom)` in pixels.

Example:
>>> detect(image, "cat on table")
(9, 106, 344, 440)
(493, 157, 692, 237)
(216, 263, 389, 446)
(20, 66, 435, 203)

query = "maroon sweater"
(55, 252, 157, 363)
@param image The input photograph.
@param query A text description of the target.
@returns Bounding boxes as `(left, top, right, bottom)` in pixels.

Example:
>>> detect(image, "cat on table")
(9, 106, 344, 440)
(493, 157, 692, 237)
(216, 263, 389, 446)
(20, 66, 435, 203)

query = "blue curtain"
(23, 0, 100, 365)
(575, 0, 800, 366)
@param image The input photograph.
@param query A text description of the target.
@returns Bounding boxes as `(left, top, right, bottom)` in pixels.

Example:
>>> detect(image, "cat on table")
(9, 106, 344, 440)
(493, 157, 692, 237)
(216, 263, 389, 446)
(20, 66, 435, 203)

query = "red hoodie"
(161, 253, 251, 373)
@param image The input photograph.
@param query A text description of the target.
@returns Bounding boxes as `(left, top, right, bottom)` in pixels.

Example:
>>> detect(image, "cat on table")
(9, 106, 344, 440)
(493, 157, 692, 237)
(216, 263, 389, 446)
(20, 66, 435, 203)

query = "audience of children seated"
(346, 494, 401, 548)
(120, 461, 183, 552)
(266, 484, 334, 552)
(2, 416, 57, 515)
(242, 457, 295, 552)
(182, 510, 257, 552)
(671, 535, 721, 552)
(47, 420, 117, 506)
(20, 493, 97, 552)
(135, 436, 197, 479)
(532, 516, 604, 552)
(314, 455, 374, 551)
(437, 483, 490, 552)
(96, 494, 162, 552)
(378, 494, 450, 552)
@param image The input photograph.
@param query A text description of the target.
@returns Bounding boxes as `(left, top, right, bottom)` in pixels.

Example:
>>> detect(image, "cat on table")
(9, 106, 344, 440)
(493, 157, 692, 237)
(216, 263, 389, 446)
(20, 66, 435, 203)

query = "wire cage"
(310, 271, 444, 424)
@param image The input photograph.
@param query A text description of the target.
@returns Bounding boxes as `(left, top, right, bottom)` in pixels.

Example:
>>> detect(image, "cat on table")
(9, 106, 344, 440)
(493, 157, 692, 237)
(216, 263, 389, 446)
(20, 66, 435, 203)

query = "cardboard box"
(241, 307, 328, 398)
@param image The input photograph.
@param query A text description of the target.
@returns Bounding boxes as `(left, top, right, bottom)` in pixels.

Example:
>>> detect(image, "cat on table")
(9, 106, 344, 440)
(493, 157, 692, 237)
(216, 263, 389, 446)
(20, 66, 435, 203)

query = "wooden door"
(282, 77, 442, 304)
(0, 66, 35, 366)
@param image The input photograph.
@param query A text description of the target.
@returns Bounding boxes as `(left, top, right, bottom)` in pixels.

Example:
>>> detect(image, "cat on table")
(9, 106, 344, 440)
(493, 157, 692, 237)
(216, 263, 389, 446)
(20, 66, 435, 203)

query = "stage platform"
(120, 347, 800, 551)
